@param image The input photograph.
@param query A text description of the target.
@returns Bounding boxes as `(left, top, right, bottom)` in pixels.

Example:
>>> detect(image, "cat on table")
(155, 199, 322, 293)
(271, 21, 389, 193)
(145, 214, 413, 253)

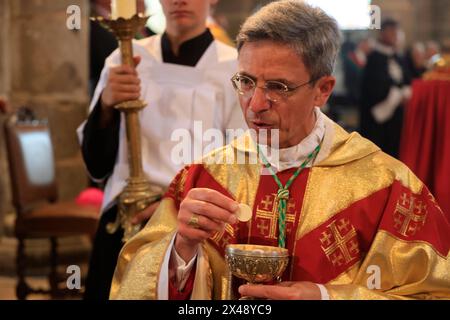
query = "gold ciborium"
(225, 244, 289, 299)
(93, 14, 160, 242)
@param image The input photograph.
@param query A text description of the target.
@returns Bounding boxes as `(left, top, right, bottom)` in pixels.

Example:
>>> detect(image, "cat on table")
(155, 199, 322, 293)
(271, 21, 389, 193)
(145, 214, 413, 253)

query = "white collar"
(257, 107, 325, 172)
(374, 41, 396, 56)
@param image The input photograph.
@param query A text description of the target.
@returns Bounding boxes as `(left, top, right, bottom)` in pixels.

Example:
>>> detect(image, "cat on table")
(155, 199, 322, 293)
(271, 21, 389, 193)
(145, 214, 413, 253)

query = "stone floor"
(0, 213, 92, 300)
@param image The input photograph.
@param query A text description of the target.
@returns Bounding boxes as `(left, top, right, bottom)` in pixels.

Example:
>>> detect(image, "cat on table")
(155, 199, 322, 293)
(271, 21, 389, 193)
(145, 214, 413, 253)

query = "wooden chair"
(4, 111, 100, 299)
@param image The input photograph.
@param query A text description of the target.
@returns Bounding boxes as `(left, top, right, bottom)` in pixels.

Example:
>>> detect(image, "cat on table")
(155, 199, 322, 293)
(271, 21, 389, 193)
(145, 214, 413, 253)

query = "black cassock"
(360, 47, 411, 158)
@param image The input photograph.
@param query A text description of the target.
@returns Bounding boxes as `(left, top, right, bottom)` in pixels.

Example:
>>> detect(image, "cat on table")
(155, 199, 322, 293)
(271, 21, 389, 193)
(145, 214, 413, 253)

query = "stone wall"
(0, 0, 90, 236)
(434, 0, 450, 42)
(0, 0, 12, 236)
(0, 0, 11, 94)
(372, 0, 449, 45)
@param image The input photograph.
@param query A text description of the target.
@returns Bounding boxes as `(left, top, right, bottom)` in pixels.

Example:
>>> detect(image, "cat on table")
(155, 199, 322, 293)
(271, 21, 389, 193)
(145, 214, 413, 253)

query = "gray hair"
(236, 0, 341, 82)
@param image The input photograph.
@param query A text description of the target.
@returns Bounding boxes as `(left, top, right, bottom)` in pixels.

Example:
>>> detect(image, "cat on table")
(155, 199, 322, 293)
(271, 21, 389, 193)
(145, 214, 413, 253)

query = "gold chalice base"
(225, 244, 289, 295)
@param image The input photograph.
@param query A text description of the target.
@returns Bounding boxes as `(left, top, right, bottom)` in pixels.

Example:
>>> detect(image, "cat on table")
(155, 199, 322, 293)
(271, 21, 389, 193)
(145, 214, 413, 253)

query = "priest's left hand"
(238, 281, 322, 300)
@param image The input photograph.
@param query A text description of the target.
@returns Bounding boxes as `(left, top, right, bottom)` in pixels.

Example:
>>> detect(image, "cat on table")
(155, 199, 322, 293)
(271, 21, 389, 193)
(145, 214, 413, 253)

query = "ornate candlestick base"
(106, 177, 161, 241)
(94, 14, 159, 242)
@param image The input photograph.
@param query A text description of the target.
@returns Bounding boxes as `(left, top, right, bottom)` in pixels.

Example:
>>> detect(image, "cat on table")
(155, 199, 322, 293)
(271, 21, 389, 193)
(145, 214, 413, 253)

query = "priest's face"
(160, 0, 216, 34)
(237, 41, 335, 148)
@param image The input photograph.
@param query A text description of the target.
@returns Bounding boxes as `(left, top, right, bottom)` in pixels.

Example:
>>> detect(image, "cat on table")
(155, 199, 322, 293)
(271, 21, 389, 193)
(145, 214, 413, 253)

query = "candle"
(111, 0, 137, 20)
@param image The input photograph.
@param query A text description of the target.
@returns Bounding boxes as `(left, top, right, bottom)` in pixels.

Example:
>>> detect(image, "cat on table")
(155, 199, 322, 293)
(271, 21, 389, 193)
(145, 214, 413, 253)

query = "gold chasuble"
(110, 116, 450, 300)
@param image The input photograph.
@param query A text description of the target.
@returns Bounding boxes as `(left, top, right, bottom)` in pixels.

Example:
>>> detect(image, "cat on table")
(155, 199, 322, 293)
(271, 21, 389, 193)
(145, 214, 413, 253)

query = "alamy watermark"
(366, 264, 382, 289)
(66, 265, 81, 290)
(64, 263, 383, 291)
(65, 4, 381, 31)
(170, 122, 280, 169)
(368, 5, 381, 30)
(66, 5, 81, 30)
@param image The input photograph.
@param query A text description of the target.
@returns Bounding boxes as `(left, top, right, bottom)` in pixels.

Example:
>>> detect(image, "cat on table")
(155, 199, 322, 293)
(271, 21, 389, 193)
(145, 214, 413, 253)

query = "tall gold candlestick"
(94, 14, 160, 242)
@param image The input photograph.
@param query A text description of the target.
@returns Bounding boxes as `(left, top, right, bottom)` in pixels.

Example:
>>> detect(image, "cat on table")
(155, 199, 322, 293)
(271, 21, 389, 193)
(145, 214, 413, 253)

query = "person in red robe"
(110, 0, 449, 300)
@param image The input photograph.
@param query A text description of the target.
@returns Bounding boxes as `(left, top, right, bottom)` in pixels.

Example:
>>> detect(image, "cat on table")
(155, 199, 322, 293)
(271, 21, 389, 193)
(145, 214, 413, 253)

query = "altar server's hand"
(131, 200, 161, 225)
(175, 188, 239, 262)
(239, 281, 321, 300)
(99, 56, 142, 126)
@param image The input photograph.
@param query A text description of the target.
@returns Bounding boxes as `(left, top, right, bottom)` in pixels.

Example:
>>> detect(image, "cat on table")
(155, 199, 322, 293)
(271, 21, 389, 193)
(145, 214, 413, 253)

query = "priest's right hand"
(175, 188, 239, 263)
(99, 56, 142, 127)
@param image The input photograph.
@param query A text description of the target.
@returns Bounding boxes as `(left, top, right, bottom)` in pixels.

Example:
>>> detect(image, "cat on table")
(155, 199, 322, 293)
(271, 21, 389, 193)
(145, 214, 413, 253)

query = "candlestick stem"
(93, 14, 159, 242)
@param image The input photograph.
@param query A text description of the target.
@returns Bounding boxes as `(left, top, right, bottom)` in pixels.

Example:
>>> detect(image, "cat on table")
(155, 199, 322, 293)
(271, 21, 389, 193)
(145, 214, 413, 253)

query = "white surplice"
(77, 35, 247, 212)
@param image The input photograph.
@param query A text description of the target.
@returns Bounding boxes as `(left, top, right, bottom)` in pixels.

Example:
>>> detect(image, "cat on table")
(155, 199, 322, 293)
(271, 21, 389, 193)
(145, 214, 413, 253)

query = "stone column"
(0, 0, 91, 235)
(0, 0, 12, 236)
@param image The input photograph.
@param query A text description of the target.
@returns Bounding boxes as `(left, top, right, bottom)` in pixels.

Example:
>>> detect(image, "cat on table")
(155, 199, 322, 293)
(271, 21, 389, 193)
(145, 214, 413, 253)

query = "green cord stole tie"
(257, 143, 321, 248)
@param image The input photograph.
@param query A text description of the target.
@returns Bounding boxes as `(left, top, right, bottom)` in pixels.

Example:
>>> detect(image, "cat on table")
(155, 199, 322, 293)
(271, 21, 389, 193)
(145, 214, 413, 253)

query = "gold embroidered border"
(110, 198, 178, 299)
(202, 136, 261, 208)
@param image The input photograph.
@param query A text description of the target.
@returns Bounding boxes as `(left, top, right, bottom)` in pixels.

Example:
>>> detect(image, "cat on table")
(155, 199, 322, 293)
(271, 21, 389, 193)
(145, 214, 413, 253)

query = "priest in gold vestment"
(110, 1, 450, 300)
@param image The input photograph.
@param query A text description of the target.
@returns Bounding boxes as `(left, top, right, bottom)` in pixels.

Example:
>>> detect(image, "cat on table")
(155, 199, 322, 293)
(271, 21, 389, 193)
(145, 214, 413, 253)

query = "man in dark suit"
(360, 19, 411, 158)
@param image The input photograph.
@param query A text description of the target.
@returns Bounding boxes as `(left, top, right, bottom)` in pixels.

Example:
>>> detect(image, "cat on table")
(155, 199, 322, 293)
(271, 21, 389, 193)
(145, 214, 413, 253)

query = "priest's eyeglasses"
(231, 73, 315, 103)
